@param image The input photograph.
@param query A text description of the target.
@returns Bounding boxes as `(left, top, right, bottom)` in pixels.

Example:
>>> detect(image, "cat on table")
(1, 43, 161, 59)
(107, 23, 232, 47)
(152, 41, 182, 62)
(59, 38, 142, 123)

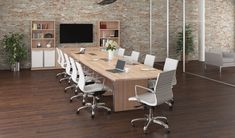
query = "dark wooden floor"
(1, 68, 235, 138)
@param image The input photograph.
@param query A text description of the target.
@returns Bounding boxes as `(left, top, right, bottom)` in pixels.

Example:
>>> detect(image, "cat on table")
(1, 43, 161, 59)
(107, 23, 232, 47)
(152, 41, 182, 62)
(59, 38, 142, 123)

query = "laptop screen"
(115, 59, 126, 71)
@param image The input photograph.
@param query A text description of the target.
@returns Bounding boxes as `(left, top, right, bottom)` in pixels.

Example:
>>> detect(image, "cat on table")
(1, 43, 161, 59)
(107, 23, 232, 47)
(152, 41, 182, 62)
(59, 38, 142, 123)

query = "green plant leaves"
(1, 32, 27, 65)
(176, 24, 194, 56)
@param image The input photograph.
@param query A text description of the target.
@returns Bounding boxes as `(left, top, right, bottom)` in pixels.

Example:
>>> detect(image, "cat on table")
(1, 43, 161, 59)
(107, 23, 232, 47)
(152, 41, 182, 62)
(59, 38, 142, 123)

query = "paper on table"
(92, 58, 99, 61)
(140, 68, 155, 71)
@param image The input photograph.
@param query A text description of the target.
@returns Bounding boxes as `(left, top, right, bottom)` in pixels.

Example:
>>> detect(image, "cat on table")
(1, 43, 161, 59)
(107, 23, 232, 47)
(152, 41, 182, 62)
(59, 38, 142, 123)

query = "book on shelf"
(100, 38, 108, 47)
(114, 30, 119, 37)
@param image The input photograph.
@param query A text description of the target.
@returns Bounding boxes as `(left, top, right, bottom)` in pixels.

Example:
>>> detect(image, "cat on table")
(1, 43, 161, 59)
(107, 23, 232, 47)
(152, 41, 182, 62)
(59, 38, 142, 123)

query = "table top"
(62, 47, 161, 82)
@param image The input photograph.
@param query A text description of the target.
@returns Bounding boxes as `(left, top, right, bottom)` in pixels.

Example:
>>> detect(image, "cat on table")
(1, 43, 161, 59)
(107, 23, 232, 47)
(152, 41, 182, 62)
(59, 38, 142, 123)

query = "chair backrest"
(75, 61, 85, 91)
(154, 70, 175, 105)
(118, 48, 125, 57)
(69, 57, 78, 84)
(56, 48, 61, 64)
(163, 58, 179, 86)
(130, 51, 140, 62)
(64, 53, 71, 75)
(58, 49, 66, 68)
(144, 54, 155, 67)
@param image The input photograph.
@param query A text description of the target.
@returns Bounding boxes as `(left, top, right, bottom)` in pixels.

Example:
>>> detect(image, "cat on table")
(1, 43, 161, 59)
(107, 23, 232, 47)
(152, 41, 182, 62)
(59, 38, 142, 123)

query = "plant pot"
(108, 50, 114, 60)
(11, 62, 20, 72)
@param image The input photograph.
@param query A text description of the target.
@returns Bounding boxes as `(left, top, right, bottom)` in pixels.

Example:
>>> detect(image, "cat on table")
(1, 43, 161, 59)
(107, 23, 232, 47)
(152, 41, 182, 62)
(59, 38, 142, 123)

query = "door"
(31, 50, 43, 68)
(44, 50, 55, 67)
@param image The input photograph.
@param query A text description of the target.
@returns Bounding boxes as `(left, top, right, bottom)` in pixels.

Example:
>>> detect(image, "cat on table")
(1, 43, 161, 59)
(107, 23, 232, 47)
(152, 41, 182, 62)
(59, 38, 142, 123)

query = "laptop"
(106, 59, 126, 73)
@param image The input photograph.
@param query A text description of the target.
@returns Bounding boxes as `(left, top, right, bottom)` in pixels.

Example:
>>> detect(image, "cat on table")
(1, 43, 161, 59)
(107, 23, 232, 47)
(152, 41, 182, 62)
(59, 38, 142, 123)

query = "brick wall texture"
(0, 0, 234, 69)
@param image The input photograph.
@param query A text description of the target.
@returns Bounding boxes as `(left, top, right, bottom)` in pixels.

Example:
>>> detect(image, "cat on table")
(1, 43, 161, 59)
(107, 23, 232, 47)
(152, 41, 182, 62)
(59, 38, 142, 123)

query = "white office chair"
(144, 54, 155, 67)
(60, 53, 72, 86)
(56, 48, 62, 76)
(117, 48, 125, 57)
(149, 58, 179, 108)
(129, 70, 175, 133)
(63, 57, 82, 94)
(64, 56, 78, 92)
(130, 51, 140, 62)
(69, 59, 95, 104)
(163, 58, 179, 86)
(56, 48, 66, 77)
(76, 62, 111, 118)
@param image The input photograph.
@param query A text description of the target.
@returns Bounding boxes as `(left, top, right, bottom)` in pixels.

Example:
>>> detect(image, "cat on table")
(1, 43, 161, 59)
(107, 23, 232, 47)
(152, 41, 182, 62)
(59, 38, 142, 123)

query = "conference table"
(62, 47, 161, 112)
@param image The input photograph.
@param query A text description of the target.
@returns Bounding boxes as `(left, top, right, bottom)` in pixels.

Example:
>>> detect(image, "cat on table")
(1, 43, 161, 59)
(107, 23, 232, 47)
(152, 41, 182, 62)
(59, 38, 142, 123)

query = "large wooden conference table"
(62, 47, 161, 112)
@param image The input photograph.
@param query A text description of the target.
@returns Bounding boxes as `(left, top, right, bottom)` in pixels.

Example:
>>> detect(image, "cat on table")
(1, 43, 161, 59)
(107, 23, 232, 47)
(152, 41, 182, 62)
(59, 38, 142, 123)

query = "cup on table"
(125, 67, 129, 73)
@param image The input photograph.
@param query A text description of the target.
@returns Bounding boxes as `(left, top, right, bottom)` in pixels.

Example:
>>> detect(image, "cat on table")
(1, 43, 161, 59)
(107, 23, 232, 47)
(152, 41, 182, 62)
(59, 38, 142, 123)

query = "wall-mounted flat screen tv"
(60, 24, 93, 43)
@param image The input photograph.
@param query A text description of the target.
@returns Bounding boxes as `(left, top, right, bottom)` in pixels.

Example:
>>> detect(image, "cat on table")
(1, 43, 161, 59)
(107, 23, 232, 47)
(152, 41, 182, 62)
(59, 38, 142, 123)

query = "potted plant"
(1, 32, 27, 71)
(105, 40, 118, 60)
(176, 24, 194, 61)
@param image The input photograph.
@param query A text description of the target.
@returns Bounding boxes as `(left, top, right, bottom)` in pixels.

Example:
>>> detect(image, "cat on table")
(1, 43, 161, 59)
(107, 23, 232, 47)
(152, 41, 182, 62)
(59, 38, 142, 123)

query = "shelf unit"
(31, 20, 56, 70)
(98, 20, 120, 47)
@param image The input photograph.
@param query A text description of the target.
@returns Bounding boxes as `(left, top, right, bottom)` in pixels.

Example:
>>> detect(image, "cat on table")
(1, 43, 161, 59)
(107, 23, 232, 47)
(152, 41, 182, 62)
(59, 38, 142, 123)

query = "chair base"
(64, 84, 76, 92)
(59, 76, 70, 83)
(70, 93, 86, 105)
(56, 71, 66, 77)
(131, 108, 169, 133)
(76, 96, 111, 118)
(165, 99, 174, 109)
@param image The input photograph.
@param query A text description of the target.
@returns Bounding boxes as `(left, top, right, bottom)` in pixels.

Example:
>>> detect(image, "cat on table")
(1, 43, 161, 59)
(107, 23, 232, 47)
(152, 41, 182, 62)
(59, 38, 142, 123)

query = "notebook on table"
(106, 59, 126, 73)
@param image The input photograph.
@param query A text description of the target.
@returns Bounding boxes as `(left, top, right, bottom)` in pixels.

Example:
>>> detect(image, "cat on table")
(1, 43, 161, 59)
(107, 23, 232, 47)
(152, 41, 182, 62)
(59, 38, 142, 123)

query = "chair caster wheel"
(169, 106, 173, 110)
(82, 102, 85, 105)
(131, 123, 135, 127)
(166, 129, 170, 133)
(70, 99, 72, 103)
(64, 90, 67, 93)
(107, 110, 111, 114)
(143, 127, 147, 134)
(91, 115, 94, 119)
(76, 111, 79, 114)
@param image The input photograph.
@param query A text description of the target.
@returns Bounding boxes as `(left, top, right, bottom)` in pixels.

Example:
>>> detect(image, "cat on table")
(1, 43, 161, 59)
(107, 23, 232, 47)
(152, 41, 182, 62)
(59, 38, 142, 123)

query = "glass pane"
(185, 0, 235, 86)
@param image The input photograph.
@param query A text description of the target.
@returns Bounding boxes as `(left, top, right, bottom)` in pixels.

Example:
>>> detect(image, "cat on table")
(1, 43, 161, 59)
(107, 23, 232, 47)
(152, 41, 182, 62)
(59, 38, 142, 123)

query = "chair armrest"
(134, 85, 155, 99)
(94, 77, 105, 86)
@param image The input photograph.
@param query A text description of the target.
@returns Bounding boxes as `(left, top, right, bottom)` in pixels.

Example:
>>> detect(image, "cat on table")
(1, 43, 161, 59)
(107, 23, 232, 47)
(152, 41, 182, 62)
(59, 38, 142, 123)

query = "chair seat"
(129, 92, 156, 106)
(84, 83, 108, 94)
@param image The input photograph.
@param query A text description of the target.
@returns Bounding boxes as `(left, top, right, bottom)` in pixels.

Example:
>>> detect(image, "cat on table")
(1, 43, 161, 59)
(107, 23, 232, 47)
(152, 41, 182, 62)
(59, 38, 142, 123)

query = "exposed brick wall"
(0, 0, 151, 69)
(0, 0, 234, 69)
(205, 0, 235, 53)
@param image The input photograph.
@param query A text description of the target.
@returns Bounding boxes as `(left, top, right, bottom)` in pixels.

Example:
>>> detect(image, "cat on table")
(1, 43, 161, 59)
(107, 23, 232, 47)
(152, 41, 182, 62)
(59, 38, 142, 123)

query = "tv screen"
(60, 24, 93, 43)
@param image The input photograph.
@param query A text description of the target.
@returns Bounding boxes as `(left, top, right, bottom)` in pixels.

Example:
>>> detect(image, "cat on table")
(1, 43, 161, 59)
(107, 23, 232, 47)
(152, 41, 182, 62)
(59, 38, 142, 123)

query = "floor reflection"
(186, 60, 235, 85)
